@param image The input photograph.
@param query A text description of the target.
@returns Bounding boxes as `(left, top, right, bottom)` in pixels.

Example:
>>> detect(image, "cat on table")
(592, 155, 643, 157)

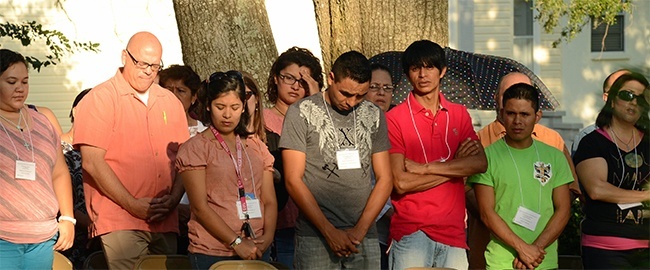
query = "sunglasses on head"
(206, 70, 243, 84)
(617, 90, 643, 102)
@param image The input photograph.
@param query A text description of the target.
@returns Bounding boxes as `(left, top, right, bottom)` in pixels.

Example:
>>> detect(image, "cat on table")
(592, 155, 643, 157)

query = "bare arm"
(283, 149, 358, 257)
(405, 138, 488, 178)
(80, 144, 152, 220)
(52, 143, 74, 251)
(183, 169, 261, 259)
(390, 153, 452, 194)
(148, 171, 185, 222)
(347, 151, 393, 242)
(577, 157, 650, 203)
(475, 184, 545, 269)
(37, 106, 63, 136)
(532, 184, 571, 249)
(563, 146, 583, 201)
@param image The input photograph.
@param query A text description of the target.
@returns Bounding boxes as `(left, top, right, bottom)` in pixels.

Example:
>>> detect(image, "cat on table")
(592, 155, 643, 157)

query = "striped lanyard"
(209, 125, 249, 220)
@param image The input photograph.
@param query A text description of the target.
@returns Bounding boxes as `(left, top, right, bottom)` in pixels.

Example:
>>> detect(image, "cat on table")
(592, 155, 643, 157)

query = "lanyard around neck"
(0, 108, 35, 162)
(209, 125, 249, 219)
(407, 95, 451, 163)
(504, 138, 542, 213)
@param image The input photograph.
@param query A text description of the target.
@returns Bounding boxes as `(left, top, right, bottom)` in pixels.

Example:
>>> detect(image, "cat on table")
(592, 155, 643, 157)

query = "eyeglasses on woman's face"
(278, 74, 305, 89)
(369, 83, 394, 93)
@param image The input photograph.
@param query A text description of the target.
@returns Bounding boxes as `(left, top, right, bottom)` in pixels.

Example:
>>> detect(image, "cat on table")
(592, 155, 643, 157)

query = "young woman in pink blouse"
(176, 71, 277, 270)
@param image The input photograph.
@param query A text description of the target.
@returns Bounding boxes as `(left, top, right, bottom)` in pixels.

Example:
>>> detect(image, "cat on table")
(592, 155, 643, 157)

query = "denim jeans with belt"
(389, 230, 468, 270)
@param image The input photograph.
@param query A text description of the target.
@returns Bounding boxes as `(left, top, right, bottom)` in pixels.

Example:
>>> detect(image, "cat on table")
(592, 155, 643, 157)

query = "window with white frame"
(591, 15, 624, 52)
(513, 0, 534, 69)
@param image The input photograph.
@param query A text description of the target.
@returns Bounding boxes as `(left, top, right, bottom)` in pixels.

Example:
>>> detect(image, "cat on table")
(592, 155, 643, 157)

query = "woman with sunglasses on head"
(573, 72, 650, 269)
(176, 71, 277, 270)
(0, 49, 74, 268)
(264, 46, 323, 269)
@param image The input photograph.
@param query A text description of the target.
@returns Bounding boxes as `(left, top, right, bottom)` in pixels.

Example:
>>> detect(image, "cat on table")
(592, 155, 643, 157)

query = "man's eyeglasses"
(278, 74, 305, 88)
(369, 83, 394, 93)
(125, 49, 163, 71)
(617, 90, 644, 102)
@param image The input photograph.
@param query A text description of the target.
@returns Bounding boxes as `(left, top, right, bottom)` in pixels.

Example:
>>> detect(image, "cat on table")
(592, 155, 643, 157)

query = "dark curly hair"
(266, 47, 324, 104)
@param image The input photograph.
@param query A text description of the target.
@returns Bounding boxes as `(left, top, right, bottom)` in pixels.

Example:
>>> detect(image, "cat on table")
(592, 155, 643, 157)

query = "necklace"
(0, 109, 23, 131)
(273, 106, 286, 117)
(610, 127, 633, 148)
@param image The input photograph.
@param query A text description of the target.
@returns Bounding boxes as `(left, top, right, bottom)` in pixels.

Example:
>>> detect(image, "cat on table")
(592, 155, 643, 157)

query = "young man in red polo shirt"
(386, 40, 487, 270)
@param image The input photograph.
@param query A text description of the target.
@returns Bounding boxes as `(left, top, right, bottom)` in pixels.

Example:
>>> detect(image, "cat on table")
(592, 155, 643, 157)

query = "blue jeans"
(294, 235, 380, 269)
(389, 230, 468, 270)
(0, 234, 57, 269)
(189, 249, 271, 270)
(272, 227, 295, 269)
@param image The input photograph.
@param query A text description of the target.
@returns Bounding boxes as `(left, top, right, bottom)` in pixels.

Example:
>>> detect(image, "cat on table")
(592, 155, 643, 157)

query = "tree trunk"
(313, 0, 448, 71)
(172, 0, 277, 88)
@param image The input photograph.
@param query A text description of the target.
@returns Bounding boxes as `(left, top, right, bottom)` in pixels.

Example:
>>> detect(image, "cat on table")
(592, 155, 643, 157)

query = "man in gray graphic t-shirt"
(279, 51, 392, 269)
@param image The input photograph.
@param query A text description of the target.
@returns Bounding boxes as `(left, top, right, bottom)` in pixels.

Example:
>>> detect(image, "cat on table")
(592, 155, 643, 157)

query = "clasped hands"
(513, 243, 546, 269)
(128, 193, 178, 222)
(324, 226, 367, 258)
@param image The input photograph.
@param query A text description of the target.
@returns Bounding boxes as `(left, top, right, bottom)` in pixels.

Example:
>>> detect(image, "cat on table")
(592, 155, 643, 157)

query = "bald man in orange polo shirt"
(74, 32, 189, 269)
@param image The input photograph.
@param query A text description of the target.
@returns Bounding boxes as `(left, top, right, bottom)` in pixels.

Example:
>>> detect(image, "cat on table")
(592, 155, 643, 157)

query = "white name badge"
(336, 149, 361, 170)
(513, 206, 541, 231)
(236, 199, 263, 219)
(15, 160, 36, 181)
(618, 202, 643, 210)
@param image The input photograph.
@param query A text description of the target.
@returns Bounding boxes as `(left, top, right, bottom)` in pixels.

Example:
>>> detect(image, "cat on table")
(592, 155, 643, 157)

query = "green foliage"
(532, 0, 633, 48)
(558, 198, 583, 255)
(0, 21, 100, 72)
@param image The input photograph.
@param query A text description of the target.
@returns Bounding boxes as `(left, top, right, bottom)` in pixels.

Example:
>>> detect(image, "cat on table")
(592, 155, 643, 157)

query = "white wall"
(560, 1, 650, 127)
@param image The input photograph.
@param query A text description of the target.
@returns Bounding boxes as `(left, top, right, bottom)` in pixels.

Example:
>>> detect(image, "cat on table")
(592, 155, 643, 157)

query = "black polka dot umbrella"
(369, 48, 559, 110)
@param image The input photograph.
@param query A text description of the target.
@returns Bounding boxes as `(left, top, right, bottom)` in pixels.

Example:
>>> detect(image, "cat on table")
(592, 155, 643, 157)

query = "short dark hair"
(502, 83, 540, 112)
(370, 63, 392, 77)
(0, 49, 28, 74)
(158, 65, 202, 96)
(266, 47, 324, 104)
(197, 70, 252, 138)
(331, 50, 371, 83)
(402, 40, 446, 75)
(596, 72, 650, 133)
(69, 88, 91, 123)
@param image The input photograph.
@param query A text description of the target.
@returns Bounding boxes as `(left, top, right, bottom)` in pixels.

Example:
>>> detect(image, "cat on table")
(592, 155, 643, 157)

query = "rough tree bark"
(172, 0, 277, 87)
(313, 0, 448, 71)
